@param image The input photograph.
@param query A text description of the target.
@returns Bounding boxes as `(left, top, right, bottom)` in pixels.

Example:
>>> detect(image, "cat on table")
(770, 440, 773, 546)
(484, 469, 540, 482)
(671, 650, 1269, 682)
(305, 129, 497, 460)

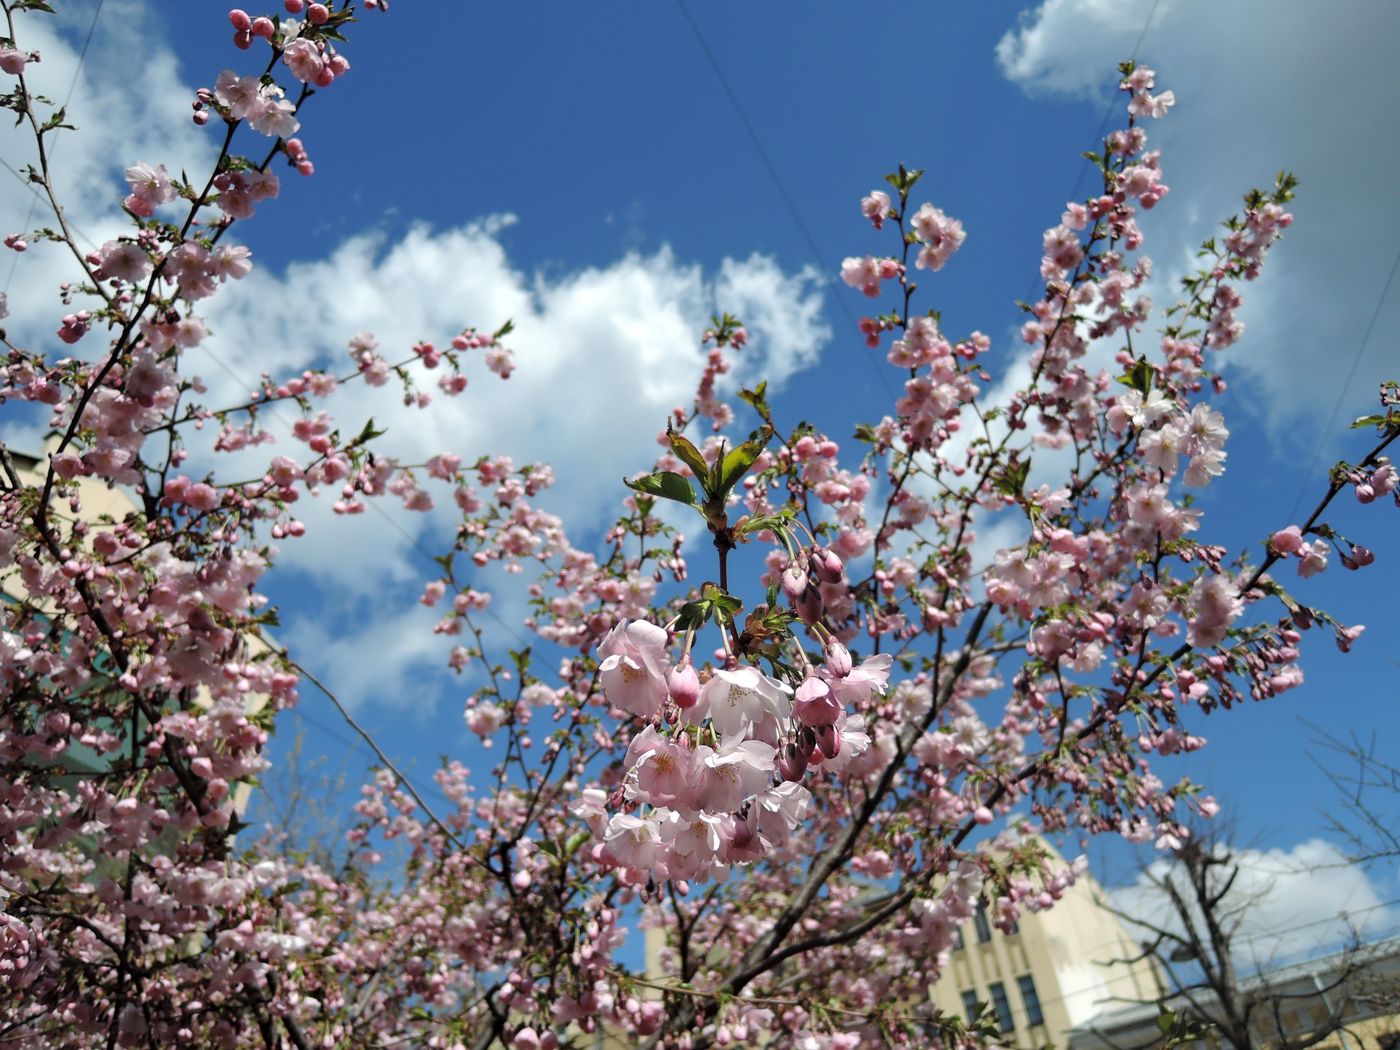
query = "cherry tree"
(0, 3, 1396, 1048)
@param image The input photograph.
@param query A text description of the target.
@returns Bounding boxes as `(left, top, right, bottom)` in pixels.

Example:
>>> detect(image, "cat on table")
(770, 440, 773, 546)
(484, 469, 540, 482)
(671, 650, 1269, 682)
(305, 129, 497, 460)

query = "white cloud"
(0, 0, 212, 339)
(196, 220, 830, 598)
(996, 0, 1400, 450)
(1108, 838, 1398, 971)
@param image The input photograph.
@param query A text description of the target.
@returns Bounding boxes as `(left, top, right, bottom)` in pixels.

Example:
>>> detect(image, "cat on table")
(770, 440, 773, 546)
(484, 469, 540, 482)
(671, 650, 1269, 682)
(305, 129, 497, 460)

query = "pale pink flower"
(693, 665, 789, 737)
(624, 726, 694, 808)
(213, 244, 253, 281)
(214, 71, 262, 119)
(603, 812, 662, 871)
(910, 203, 966, 271)
(94, 241, 151, 284)
(830, 653, 892, 706)
(1298, 540, 1329, 578)
(282, 38, 325, 83)
(597, 619, 670, 717)
(860, 190, 890, 229)
(692, 735, 774, 813)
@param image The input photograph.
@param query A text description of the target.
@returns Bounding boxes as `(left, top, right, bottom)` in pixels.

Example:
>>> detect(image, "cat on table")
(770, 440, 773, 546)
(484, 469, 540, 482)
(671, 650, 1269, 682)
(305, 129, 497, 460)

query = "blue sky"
(4, 0, 1398, 936)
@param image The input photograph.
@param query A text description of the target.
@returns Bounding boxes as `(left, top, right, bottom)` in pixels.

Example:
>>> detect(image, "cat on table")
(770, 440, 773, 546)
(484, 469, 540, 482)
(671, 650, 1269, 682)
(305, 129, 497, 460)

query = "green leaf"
(1115, 358, 1154, 396)
(717, 426, 773, 495)
(347, 417, 386, 448)
(624, 470, 697, 507)
(995, 458, 1031, 499)
(666, 422, 712, 489)
(738, 381, 769, 416)
(1350, 413, 1391, 430)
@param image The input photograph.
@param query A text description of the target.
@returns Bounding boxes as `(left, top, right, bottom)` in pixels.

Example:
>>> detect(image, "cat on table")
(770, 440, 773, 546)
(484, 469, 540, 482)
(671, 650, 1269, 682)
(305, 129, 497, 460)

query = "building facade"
(929, 838, 1167, 1048)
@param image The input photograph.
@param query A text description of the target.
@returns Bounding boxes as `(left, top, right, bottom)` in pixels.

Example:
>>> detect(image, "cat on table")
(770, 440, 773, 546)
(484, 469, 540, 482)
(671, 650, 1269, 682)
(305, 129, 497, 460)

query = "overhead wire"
(1285, 241, 1400, 521)
(4, 0, 106, 292)
(673, 0, 898, 401)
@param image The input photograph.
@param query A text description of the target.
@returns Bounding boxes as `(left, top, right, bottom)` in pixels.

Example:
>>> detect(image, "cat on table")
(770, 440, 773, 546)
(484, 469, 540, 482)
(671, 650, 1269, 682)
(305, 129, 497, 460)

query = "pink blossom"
(910, 203, 966, 271)
(597, 619, 670, 717)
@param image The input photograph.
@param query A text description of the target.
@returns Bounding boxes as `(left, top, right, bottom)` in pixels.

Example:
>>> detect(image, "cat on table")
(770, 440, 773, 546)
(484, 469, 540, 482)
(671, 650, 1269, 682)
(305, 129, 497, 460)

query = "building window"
(953, 925, 965, 951)
(973, 900, 992, 943)
(1017, 974, 1044, 1027)
(989, 981, 1014, 1033)
(961, 989, 980, 1024)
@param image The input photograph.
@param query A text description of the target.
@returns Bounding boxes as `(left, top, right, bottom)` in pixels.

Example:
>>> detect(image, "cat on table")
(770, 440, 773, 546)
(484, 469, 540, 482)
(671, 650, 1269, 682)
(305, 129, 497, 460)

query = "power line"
(4, 0, 106, 292)
(673, 0, 898, 401)
(1286, 240, 1400, 522)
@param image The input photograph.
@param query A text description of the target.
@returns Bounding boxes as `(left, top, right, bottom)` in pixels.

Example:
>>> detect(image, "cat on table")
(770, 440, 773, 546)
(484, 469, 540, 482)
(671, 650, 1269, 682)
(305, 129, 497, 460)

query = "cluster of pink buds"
(55, 311, 91, 345)
(284, 136, 314, 176)
(228, 9, 276, 49)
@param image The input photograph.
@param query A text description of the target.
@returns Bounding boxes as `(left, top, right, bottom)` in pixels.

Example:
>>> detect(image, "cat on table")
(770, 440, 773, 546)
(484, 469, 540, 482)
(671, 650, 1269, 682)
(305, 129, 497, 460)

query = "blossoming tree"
(1, 2, 1396, 1048)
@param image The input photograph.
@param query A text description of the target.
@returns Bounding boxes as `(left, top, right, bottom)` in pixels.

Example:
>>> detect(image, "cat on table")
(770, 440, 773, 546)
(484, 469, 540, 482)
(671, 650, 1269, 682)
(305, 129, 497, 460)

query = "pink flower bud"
(777, 741, 808, 782)
(793, 676, 840, 727)
(285, 0, 305, 11)
(793, 585, 823, 626)
(667, 662, 700, 709)
(1351, 545, 1375, 567)
(780, 560, 808, 599)
(228, 9, 251, 30)
(232, 28, 253, 49)
(307, 2, 330, 23)
(812, 546, 845, 584)
(824, 639, 852, 678)
(251, 16, 275, 37)
(814, 722, 841, 759)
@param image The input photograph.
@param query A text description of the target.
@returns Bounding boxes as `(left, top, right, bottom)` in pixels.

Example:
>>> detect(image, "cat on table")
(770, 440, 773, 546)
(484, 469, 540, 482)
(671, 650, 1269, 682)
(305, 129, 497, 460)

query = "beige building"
(930, 838, 1167, 1048)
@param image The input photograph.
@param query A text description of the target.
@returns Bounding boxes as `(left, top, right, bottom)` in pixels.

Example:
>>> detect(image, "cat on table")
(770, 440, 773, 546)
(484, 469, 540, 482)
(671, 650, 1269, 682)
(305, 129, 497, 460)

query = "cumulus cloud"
(1108, 838, 1398, 971)
(996, 0, 1400, 450)
(194, 217, 829, 578)
(198, 221, 829, 707)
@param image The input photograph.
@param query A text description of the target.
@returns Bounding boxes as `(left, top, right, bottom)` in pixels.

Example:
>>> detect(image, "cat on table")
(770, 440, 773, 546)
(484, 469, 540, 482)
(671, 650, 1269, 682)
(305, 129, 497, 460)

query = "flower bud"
(793, 584, 823, 626)
(814, 722, 842, 759)
(777, 741, 808, 782)
(793, 676, 840, 727)
(812, 545, 845, 584)
(824, 638, 852, 678)
(228, 9, 252, 30)
(667, 662, 700, 709)
(780, 560, 808, 599)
